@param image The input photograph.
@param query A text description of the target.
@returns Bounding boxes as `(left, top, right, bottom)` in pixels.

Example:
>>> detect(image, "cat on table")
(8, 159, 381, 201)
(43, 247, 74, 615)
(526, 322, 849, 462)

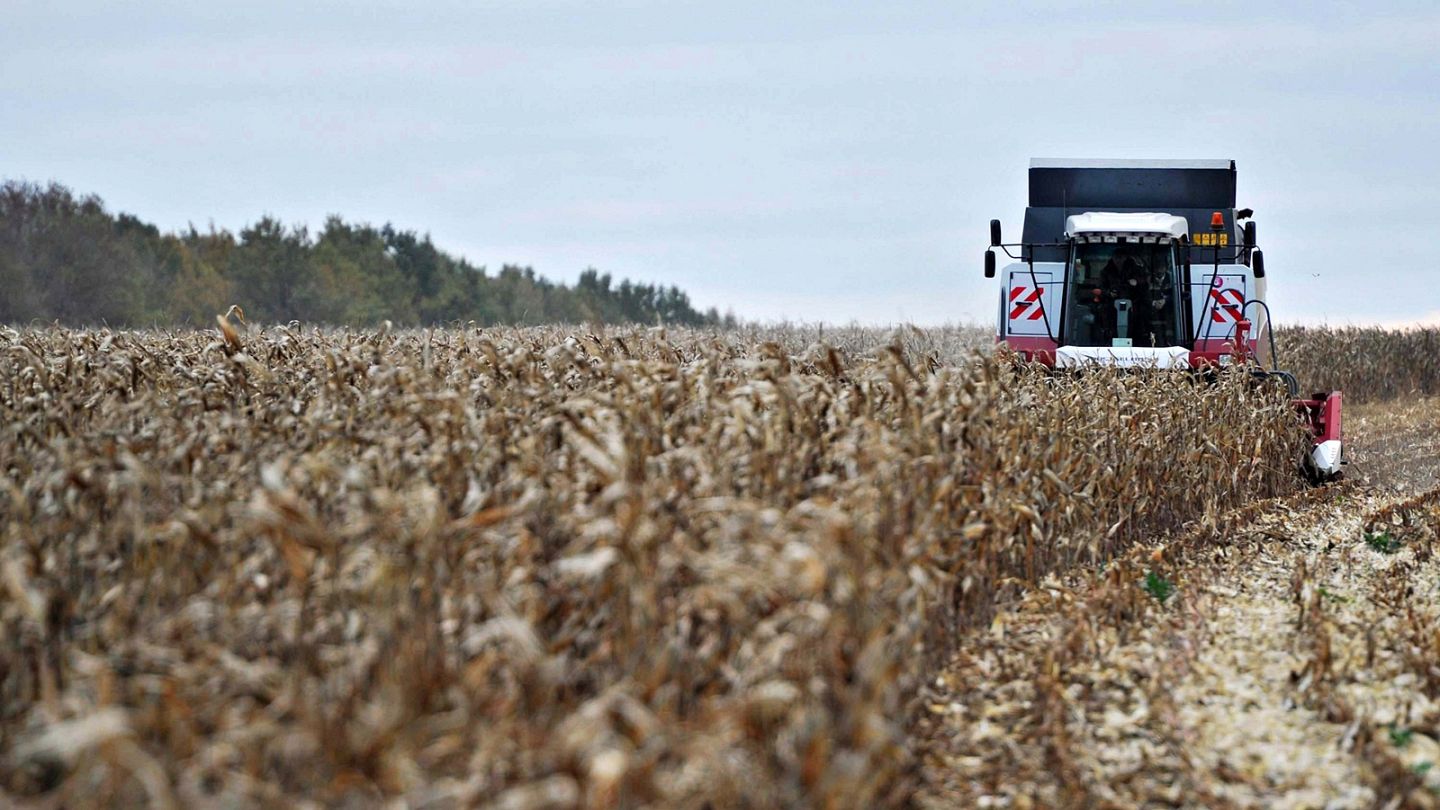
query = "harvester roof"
(1064, 212, 1189, 239)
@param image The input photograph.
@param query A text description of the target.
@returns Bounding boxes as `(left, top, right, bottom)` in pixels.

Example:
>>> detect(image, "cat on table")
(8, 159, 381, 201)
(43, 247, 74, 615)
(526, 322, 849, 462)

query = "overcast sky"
(4, 1, 1438, 325)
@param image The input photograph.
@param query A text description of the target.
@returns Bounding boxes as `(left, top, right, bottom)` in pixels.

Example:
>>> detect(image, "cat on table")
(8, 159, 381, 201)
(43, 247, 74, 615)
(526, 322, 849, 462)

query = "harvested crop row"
(1, 325, 1305, 807)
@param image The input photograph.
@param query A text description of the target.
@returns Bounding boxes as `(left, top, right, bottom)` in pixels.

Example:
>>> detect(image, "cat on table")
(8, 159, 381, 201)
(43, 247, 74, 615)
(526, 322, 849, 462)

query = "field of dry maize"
(0, 323, 1435, 807)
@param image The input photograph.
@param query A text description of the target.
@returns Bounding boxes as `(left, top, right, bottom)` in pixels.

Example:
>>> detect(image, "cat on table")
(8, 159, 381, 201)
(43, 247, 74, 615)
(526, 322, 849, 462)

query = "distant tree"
(0, 185, 45, 322)
(381, 226, 444, 319)
(230, 217, 312, 323)
(164, 237, 232, 325)
(314, 217, 413, 324)
(167, 224, 240, 324)
(0, 181, 149, 324)
(0, 180, 728, 328)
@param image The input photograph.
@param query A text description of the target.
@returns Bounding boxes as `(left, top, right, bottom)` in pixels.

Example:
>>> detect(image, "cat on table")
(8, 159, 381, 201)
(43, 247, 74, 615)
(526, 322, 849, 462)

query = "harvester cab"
(983, 159, 1343, 481)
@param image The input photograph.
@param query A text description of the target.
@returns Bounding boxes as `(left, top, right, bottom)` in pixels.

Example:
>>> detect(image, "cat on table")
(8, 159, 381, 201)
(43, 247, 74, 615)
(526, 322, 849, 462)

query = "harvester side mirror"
(1252, 250, 1265, 278)
(984, 249, 996, 278)
(1243, 221, 1257, 249)
(990, 219, 1002, 247)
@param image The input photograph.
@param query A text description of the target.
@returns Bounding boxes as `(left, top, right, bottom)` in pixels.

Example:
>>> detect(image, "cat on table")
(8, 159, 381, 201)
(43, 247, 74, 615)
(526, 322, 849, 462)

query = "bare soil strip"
(1346, 397, 1440, 494)
(918, 403, 1440, 808)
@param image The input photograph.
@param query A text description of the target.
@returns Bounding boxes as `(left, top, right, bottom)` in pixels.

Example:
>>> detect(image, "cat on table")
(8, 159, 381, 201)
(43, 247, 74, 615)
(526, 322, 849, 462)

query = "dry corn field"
(1, 324, 1438, 808)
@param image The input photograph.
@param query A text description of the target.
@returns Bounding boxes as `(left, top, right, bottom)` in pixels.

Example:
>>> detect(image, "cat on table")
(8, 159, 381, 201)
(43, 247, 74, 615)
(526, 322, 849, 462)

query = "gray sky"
(4, 1, 1438, 325)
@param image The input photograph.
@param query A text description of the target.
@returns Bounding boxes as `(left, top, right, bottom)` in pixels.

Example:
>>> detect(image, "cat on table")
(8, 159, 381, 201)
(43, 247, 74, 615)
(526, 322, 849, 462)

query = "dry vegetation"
(918, 483, 1440, 808)
(1275, 326, 1440, 403)
(0, 323, 1318, 807)
(733, 322, 1440, 405)
(705, 321, 1440, 409)
(916, 377, 1440, 807)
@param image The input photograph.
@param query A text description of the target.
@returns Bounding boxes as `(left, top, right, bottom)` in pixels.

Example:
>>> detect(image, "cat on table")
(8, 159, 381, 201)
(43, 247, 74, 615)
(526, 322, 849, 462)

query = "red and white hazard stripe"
(1009, 286, 1044, 321)
(1209, 288, 1244, 323)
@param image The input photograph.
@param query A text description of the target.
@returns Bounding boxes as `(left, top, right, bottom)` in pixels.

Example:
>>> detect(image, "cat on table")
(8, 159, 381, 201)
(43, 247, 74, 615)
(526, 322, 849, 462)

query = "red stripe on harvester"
(1009, 288, 1045, 321)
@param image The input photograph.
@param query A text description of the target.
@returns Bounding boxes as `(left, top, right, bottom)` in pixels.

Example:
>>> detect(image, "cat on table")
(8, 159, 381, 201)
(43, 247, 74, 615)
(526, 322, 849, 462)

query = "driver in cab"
(1101, 247, 1170, 345)
(1101, 248, 1147, 303)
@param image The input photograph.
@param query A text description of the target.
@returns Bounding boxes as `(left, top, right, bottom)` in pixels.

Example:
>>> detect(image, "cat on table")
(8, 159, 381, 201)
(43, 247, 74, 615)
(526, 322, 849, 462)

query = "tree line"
(0, 180, 732, 328)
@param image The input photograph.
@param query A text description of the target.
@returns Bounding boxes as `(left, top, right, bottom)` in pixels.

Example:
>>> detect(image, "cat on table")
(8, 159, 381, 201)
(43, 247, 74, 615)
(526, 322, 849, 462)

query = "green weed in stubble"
(1142, 571, 1175, 604)
(1365, 531, 1403, 554)
(1390, 726, 1415, 749)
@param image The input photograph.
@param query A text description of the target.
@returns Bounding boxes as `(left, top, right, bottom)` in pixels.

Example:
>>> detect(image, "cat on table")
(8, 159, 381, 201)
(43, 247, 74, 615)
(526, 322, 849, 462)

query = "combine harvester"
(983, 159, 1343, 481)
